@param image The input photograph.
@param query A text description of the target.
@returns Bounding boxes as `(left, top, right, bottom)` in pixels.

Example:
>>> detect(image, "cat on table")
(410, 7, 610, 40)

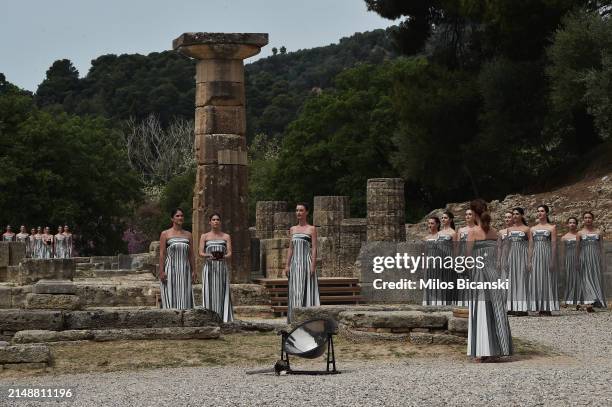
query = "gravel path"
(1, 309, 610, 406)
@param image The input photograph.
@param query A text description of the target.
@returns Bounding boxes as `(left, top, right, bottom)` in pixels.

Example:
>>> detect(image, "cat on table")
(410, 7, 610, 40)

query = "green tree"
(547, 9, 612, 144)
(35, 59, 80, 107)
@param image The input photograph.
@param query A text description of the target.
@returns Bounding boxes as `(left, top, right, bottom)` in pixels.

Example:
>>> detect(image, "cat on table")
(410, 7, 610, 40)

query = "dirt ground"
(0, 332, 550, 379)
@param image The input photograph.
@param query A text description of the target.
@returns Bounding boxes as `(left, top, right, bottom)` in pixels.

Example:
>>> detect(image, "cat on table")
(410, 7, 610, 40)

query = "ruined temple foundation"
(173, 32, 268, 282)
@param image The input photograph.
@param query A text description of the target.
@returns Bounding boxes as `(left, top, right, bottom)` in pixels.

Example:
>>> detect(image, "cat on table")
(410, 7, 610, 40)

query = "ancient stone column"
(173, 33, 268, 283)
(256, 201, 287, 239)
(313, 196, 350, 276)
(273, 212, 294, 239)
(367, 178, 406, 241)
(338, 218, 367, 277)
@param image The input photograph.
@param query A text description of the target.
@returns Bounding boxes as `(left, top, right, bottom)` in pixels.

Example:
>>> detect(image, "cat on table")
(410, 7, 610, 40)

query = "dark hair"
(582, 211, 594, 219)
(567, 216, 578, 224)
(537, 204, 551, 223)
(209, 212, 221, 221)
(512, 207, 528, 226)
(170, 208, 184, 218)
(427, 216, 441, 231)
(442, 211, 456, 230)
(480, 212, 492, 233)
(469, 199, 491, 232)
(296, 202, 310, 212)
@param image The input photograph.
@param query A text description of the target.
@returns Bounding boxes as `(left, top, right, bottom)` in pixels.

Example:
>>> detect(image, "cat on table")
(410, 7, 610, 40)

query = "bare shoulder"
(223, 232, 231, 240)
(309, 225, 317, 235)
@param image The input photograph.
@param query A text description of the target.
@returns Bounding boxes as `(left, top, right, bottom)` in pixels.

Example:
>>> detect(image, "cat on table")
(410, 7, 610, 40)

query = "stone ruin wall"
(252, 178, 406, 279)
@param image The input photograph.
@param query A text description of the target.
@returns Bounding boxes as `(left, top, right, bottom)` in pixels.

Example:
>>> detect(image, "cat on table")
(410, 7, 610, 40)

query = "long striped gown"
(16, 233, 29, 257)
(563, 238, 582, 305)
(579, 234, 607, 308)
(64, 234, 73, 258)
(160, 237, 194, 309)
(456, 231, 469, 307)
(41, 236, 53, 259)
(32, 235, 43, 259)
(54, 234, 66, 258)
(529, 230, 559, 311)
(287, 233, 320, 323)
(506, 231, 529, 312)
(202, 239, 233, 322)
(467, 239, 513, 357)
(423, 236, 445, 306)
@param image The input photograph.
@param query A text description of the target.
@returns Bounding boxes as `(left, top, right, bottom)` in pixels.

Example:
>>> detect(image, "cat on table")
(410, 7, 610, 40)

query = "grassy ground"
(0, 333, 554, 379)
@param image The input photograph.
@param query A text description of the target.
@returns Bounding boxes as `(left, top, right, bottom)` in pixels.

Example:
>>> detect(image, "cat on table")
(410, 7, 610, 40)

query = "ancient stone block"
(63, 309, 182, 330)
(195, 59, 245, 83)
(0, 310, 63, 331)
(2, 362, 48, 371)
(339, 310, 447, 329)
(195, 106, 246, 135)
(12, 329, 94, 344)
(196, 81, 245, 106)
(0, 286, 11, 308)
(14, 259, 75, 285)
(195, 133, 247, 165)
(338, 218, 367, 278)
(25, 294, 81, 310)
(255, 201, 287, 239)
(32, 280, 76, 295)
(447, 316, 468, 334)
(8, 242, 26, 265)
(409, 332, 434, 344)
(367, 178, 406, 242)
(92, 326, 220, 342)
(0, 243, 10, 268)
(0, 344, 50, 363)
(230, 284, 270, 306)
(182, 307, 220, 326)
(273, 212, 294, 238)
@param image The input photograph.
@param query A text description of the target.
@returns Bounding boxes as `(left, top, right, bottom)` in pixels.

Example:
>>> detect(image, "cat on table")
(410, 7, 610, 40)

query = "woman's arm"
(198, 233, 208, 258)
(284, 227, 294, 277)
(225, 234, 232, 260)
(159, 231, 167, 282)
(188, 233, 196, 282)
(310, 226, 318, 275)
(575, 232, 581, 273)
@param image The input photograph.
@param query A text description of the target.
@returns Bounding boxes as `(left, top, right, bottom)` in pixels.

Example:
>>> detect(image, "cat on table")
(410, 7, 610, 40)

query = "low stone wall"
(291, 305, 467, 345)
(0, 343, 50, 372)
(6, 259, 75, 285)
(0, 308, 220, 341)
(0, 242, 26, 283)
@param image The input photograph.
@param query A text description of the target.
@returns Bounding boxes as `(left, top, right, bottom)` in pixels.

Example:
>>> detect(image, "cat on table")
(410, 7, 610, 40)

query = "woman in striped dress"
(28, 228, 37, 258)
(466, 199, 513, 362)
(32, 227, 43, 259)
(2, 225, 15, 241)
(562, 217, 580, 308)
(41, 227, 54, 259)
(159, 208, 196, 309)
(528, 205, 558, 315)
(63, 225, 73, 258)
(284, 202, 319, 323)
(422, 216, 446, 306)
(439, 211, 457, 304)
(576, 212, 607, 311)
(506, 208, 530, 315)
(54, 226, 65, 258)
(456, 209, 477, 306)
(16, 226, 29, 256)
(199, 213, 234, 323)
